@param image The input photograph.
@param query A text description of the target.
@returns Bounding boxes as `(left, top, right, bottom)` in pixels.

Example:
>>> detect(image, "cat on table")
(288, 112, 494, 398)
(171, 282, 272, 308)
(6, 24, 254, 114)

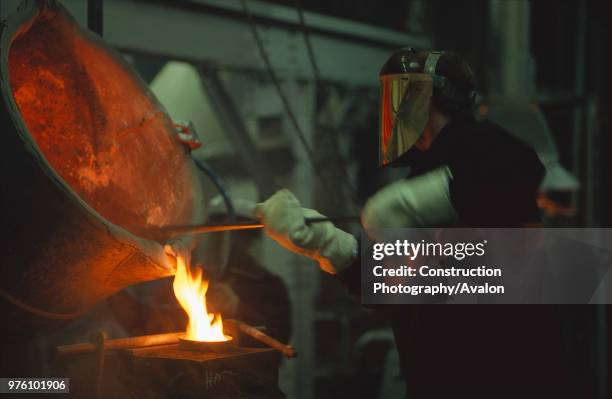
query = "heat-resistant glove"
(254, 189, 357, 275)
(362, 166, 458, 229)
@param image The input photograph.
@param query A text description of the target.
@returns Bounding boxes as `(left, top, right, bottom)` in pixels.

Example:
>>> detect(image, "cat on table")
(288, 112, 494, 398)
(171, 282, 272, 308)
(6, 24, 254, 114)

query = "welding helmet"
(378, 48, 476, 166)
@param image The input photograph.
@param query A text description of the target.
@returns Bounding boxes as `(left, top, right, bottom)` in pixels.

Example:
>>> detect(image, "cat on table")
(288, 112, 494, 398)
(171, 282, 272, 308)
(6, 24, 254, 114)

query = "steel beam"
(487, 0, 532, 96)
(58, 0, 431, 87)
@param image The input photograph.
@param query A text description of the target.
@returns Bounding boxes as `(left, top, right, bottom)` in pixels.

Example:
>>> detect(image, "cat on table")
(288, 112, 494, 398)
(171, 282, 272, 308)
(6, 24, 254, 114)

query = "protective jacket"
(339, 117, 591, 398)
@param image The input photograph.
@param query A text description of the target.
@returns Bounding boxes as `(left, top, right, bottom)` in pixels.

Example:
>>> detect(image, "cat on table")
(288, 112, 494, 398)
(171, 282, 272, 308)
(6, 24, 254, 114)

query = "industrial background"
(0, 0, 609, 398)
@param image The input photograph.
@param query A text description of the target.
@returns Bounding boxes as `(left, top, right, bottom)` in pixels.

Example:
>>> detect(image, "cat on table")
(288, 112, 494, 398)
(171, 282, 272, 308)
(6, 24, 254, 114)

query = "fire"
(172, 256, 230, 342)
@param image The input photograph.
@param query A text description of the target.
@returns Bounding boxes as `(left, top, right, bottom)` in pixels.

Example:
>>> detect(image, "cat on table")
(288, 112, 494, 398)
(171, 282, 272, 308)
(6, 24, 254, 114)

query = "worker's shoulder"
(453, 119, 544, 181)
(458, 119, 540, 164)
(467, 119, 532, 152)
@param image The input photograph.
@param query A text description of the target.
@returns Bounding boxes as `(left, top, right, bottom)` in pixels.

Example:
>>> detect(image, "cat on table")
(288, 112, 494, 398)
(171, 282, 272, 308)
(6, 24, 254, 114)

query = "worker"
(255, 49, 581, 398)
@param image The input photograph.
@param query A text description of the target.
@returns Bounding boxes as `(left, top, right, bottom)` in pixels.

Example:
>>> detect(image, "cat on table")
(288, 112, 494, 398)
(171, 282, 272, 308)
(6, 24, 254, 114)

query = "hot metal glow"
(172, 256, 229, 342)
(8, 9, 194, 241)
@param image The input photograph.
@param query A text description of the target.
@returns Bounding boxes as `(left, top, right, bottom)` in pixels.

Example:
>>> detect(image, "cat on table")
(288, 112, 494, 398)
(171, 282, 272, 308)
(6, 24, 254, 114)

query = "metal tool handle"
(224, 319, 297, 358)
(56, 332, 184, 356)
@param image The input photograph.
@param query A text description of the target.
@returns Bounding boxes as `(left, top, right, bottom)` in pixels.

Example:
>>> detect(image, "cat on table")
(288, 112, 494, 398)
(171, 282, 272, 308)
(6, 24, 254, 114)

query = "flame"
(172, 256, 229, 342)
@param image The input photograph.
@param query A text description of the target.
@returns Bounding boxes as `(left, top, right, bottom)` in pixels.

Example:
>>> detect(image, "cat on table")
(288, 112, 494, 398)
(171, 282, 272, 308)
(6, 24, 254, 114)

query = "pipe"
(87, 0, 103, 36)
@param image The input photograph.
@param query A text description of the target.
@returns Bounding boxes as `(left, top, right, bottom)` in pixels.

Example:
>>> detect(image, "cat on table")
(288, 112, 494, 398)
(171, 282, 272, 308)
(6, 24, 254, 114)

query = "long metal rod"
(57, 332, 184, 356)
(167, 223, 264, 236)
(164, 216, 359, 237)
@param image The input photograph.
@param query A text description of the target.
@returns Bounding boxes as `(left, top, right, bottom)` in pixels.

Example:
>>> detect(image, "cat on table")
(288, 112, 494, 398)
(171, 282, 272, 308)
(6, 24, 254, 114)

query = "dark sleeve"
(450, 123, 545, 227)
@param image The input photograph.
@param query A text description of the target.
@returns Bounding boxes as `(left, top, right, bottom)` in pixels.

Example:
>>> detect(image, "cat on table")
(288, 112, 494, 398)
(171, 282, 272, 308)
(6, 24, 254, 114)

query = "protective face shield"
(379, 73, 433, 166)
(379, 48, 454, 167)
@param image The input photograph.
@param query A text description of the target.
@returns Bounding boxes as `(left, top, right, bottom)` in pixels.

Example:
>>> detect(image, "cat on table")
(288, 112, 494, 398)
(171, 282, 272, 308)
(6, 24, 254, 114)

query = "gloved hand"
(254, 189, 358, 275)
(362, 166, 458, 229)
